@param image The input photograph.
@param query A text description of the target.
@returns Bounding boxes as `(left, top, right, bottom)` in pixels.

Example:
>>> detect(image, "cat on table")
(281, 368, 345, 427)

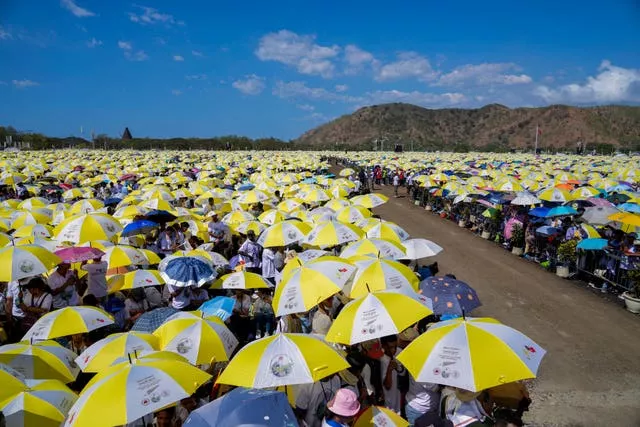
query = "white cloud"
(436, 63, 531, 87)
(12, 79, 39, 88)
(363, 89, 466, 107)
(335, 84, 348, 92)
(60, 0, 95, 17)
(232, 75, 266, 95)
(344, 45, 376, 74)
(171, 89, 182, 96)
(118, 41, 148, 61)
(129, 5, 178, 26)
(173, 55, 184, 62)
(86, 37, 102, 48)
(297, 104, 315, 111)
(256, 30, 339, 78)
(273, 81, 360, 103)
(185, 74, 207, 80)
(375, 52, 437, 82)
(534, 60, 640, 104)
(191, 50, 204, 57)
(0, 25, 12, 40)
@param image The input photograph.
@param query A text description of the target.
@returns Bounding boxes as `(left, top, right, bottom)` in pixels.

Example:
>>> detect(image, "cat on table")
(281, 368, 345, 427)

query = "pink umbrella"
(54, 247, 105, 263)
(504, 218, 523, 240)
(587, 198, 615, 207)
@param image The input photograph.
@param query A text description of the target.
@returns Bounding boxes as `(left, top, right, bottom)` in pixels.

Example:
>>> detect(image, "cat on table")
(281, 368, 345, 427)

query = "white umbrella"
(400, 238, 443, 260)
(510, 192, 541, 206)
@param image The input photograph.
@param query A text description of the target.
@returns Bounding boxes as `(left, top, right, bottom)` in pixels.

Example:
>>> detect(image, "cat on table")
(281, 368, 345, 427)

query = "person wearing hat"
(322, 388, 361, 427)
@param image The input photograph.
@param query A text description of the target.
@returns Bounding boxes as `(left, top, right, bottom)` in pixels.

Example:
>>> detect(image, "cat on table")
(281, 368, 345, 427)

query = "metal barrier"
(577, 250, 638, 292)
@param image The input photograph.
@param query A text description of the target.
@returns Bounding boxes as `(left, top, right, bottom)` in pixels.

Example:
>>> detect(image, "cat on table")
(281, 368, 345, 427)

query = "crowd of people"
(0, 150, 543, 427)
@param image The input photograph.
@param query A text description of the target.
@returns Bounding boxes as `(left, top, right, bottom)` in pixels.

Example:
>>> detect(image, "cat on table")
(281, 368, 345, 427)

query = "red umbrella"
(54, 247, 105, 263)
(120, 173, 138, 181)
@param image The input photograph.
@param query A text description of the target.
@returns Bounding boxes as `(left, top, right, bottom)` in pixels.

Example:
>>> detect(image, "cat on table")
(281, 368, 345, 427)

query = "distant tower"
(122, 127, 133, 140)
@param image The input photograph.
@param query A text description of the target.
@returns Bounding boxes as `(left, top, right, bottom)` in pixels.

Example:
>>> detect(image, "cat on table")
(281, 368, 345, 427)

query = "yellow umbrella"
(608, 211, 640, 227)
(303, 220, 364, 248)
(257, 220, 311, 248)
(258, 209, 288, 225)
(217, 333, 349, 388)
(211, 271, 271, 290)
(12, 224, 53, 239)
(347, 257, 419, 298)
(0, 340, 80, 383)
(0, 245, 61, 282)
(354, 406, 409, 427)
(69, 199, 105, 215)
(351, 193, 389, 208)
(107, 269, 165, 293)
(75, 332, 159, 372)
(65, 358, 211, 427)
(22, 306, 114, 341)
(101, 245, 148, 269)
(54, 214, 123, 244)
(0, 379, 78, 427)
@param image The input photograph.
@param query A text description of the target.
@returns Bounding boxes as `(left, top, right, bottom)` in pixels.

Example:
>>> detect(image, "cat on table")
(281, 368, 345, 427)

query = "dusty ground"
(366, 185, 640, 426)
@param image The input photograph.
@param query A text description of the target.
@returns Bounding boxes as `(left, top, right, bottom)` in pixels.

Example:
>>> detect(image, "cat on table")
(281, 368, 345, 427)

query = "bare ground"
(367, 186, 640, 426)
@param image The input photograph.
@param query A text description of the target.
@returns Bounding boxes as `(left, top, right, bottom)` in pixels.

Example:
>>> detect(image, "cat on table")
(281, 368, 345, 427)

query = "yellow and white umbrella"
(364, 220, 410, 242)
(397, 317, 547, 392)
(62, 188, 86, 201)
(12, 224, 53, 239)
(10, 210, 51, 228)
(101, 245, 147, 269)
(54, 214, 123, 244)
(222, 210, 255, 225)
(274, 256, 356, 316)
(340, 238, 406, 260)
(232, 220, 267, 236)
(75, 332, 159, 372)
(216, 333, 349, 388)
(258, 209, 288, 225)
(0, 245, 61, 282)
(571, 186, 600, 200)
(257, 220, 311, 248)
(335, 205, 372, 224)
(300, 189, 330, 204)
(339, 168, 355, 177)
(64, 358, 211, 427)
(236, 189, 270, 204)
(303, 220, 364, 248)
(211, 271, 271, 290)
(324, 198, 351, 211)
(0, 340, 80, 383)
(351, 193, 389, 208)
(107, 269, 165, 293)
(0, 363, 28, 401)
(69, 199, 105, 215)
(1, 379, 78, 427)
(538, 187, 572, 203)
(22, 307, 114, 342)
(347, 257, 419, 298)
(153, 312, 238, 365)
(112, 205, 149, 219)
(277, 198, 304, 213)
(354, 406, 409, 427)
(326, 291, 432, 345)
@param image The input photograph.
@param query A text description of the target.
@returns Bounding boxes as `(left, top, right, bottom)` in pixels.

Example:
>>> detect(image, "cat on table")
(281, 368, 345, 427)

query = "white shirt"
(406, 378, 440, 414)
(393, 175, 400, 186)
(295, 376, 341, 427)
(7, 281, 24, 318)
(81, 261, 108, 298)
(380, 349, 404, 413)
(23, 291, 53, 313)
(124, 299, 148, 320)
(48, 271, 78, 309)
(239, 240, 261, 268)
(311, 309, 332, 335)
(166, 283, 192, 310)
(261, 248, 276, 279)
(144, 287, 163, 309)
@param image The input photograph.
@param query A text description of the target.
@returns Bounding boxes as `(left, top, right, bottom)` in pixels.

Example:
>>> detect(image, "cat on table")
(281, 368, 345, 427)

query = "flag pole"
(534, 124, 539, 153)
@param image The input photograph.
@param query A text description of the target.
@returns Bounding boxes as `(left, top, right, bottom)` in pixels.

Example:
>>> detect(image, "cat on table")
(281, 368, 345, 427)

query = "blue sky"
(1, 0, 639, 140)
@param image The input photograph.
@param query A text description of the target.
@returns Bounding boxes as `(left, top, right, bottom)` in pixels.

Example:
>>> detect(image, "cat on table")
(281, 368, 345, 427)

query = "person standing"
(380, 335, 405, 414)
(48, 264, 80, 309)
(261, 247, 277, 285)
(393, 173, 400, 198)
(238, 230, 262, 274)
(81, 258, 108, 302)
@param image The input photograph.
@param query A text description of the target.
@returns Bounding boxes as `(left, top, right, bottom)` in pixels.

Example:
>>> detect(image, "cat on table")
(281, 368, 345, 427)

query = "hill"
(295, 103, 640, 151)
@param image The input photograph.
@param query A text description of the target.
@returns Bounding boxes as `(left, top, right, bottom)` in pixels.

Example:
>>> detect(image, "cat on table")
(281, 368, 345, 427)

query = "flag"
(537, 126, 542, 135)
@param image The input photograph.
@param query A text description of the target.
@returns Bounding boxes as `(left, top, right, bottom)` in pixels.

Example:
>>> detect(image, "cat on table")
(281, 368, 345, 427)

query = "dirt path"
(362, 183, 640, 426)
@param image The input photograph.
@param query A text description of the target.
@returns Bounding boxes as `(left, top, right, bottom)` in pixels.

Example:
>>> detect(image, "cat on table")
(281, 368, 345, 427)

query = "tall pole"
(534, 124, 539, 153)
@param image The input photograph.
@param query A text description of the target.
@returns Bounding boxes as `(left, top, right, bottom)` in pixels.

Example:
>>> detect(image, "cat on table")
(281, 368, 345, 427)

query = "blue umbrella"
(577, 238, 608, 250)
(198, 296, 234, 321)
(183, 388, 299, 427)
(237, 183, 255, 191)
(103, 197, 122, 206)
(529, 207, 551, 218)
(131, 307, 179, 332)
(619, 203, 640, 213)
(536, 226, 561, 236)
(547, 206, 578, 217)
(122, 220, 159, 237)
(418, 276, 481, 316)
(160, 256, 217, 287)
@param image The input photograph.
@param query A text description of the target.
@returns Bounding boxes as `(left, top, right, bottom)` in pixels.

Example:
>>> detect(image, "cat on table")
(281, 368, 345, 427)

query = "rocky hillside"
(295, 103, 640, 150)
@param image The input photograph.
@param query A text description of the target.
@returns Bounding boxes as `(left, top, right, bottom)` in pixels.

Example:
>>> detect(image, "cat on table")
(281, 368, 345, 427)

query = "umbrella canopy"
(197, 296, 235, 322)
(54, 214, 123, 244)
(347, 258, 419, 298)
(0, 245, 61, 282)
(351, 193, 389, 208)
(54, 247, 104, 263)
(418, 276, 482, 316)
(216, 333, 349, 388)
(159, 256, 217, 288)
(0, 340, 80, 383)
(354, 406, 409, 427)
(184, 387, 299, 427)
(581, 206, 619, 225)
(397, 317, 546, 392)
(75, 332, 159, 372)
(340, 238, 406, 260)
(364, 220, 410, 242)
(400, 238, 443, 260)
(153, 312, 238, 365)
(274, 256, 356, 316)
(257, 220, 311, 248)
(211, 271, 271, 290)
(325, 291, 433, 345)
(121, 220, 159, 238)
(64, 359, 211, 427)
(131, 307, 179, 333)
(510, 192, 541, 206)
(22, 307, 114, 341)
(101, 245, 147, 269)
(546, 205, 578, 217)
(576, 238, 609, 250)
(107, 269, 165, 293)
(303, 220, 364, 248)
(1, 379, 78, 427)
(144, 209, 177, 224)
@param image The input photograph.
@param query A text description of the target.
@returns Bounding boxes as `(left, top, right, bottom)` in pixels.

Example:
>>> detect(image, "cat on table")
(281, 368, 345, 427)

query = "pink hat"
(327, 388, 360, 417)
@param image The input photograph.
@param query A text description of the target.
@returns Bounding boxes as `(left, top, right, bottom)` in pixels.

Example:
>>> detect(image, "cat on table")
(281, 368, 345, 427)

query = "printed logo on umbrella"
(270, 354, 294, 378)
(19, 260, 35, 273)
(523, 345, 537, 359)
